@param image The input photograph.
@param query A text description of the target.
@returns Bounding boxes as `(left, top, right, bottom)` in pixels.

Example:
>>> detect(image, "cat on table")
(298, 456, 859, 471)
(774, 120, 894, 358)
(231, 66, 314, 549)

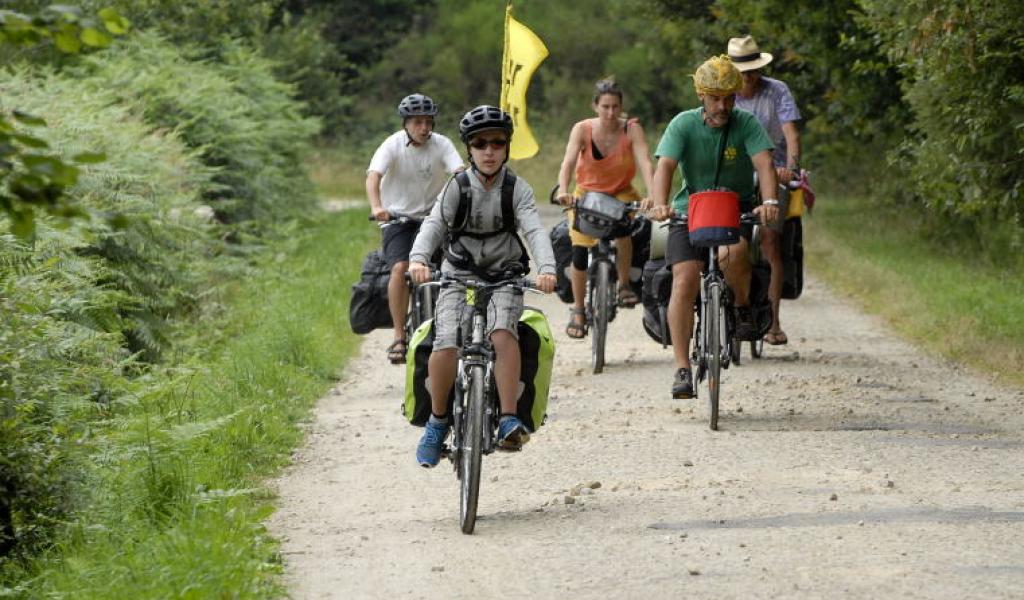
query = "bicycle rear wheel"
(706, 283, 723, 431)
(459, 364, 484, 534)
(590, 261, 610, 374)
(730, 337, 741, 366)
(751, 338, 764, 359)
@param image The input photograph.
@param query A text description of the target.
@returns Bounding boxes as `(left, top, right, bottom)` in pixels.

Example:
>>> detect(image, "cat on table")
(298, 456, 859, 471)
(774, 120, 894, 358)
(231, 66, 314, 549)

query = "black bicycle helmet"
(459, 105, 513, 142)
(397, 94, 438, 119)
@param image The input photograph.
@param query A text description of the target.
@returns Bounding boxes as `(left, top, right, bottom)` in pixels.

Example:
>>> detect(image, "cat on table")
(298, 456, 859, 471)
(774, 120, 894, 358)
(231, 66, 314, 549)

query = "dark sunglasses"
(469, 137, 509, 150)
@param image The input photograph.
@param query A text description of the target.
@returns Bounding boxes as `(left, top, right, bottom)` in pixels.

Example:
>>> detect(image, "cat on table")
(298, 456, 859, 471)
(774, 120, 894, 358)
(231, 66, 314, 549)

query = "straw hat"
(727, 35, 773, 71)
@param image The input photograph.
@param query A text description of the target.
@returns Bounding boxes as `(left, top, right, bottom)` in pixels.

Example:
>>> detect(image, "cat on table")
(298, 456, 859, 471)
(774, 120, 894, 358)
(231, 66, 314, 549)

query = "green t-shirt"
(654, 108, 773, 212)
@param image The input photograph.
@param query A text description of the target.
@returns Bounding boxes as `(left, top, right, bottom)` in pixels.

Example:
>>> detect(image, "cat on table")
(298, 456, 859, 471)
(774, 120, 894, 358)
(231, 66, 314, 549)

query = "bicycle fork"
(458, 313, 496, 455)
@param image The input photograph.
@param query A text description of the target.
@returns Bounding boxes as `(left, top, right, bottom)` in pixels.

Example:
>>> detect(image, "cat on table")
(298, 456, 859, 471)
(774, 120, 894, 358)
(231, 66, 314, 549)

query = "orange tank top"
(575, 118, 637, 195)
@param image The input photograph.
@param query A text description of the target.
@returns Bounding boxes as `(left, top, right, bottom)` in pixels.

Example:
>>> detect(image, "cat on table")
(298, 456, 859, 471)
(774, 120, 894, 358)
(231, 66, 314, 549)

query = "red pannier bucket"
(687, 190, 741, 247)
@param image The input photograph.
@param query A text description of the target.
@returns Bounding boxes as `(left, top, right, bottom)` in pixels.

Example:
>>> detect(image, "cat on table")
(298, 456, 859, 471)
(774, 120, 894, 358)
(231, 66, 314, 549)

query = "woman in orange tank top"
(556, 78, 654, 339)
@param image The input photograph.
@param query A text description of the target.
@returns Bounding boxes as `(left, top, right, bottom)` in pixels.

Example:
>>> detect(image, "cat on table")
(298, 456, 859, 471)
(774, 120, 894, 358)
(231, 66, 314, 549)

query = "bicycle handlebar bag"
(573, 191, 627, 239)
(687, 189, 741, 247)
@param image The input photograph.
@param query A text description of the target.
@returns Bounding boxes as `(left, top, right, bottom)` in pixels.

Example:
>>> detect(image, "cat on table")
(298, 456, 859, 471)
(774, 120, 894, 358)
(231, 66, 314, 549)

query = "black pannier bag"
(640, 257, 673, 345)
(742, 260, 774, 341)
(628, 215, 652, 297)
(550, 219, 575, 304)
(781, 216, 803, 300)
(349, 249, 392, 334)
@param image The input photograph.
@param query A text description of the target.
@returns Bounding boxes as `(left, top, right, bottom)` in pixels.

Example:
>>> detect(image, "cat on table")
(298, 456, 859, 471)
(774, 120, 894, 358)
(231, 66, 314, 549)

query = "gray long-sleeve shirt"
(409, 167, 556, 276)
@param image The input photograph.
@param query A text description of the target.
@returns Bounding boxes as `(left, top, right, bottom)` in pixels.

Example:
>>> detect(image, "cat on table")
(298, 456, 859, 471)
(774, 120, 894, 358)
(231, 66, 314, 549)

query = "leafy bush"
(1, 19, 323, 565)
(74, 32, 320, 224)
(0, 65, 216, 561)
(858, 0, 1024, 250)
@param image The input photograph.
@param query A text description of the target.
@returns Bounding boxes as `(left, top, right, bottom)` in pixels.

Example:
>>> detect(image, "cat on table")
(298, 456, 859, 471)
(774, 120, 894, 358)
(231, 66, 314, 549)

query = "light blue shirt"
(735, 76, 801, 167)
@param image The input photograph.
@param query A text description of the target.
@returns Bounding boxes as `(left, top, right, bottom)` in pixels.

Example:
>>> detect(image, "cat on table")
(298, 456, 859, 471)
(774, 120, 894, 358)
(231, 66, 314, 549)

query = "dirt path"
(268, 212, 1024, 599)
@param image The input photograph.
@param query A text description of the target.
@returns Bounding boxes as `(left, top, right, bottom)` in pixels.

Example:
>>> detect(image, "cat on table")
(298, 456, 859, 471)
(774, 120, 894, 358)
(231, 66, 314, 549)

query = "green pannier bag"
(403, 308, 555, 432)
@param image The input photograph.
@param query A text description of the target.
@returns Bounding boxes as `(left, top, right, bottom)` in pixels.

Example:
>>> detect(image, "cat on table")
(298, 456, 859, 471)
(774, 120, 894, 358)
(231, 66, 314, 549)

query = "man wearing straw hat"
(650, 55, 780, 399)
(729, 34, 803, 347)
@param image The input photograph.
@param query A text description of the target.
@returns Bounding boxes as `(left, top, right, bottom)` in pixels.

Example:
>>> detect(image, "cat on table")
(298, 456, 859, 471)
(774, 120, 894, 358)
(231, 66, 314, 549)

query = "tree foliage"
(858, 0, 1024, 229)
(0, 4, 128, 237)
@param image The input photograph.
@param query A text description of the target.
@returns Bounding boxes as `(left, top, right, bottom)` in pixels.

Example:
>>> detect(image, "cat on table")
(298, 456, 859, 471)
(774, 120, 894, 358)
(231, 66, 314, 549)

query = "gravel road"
(268, 210, 1024, 599)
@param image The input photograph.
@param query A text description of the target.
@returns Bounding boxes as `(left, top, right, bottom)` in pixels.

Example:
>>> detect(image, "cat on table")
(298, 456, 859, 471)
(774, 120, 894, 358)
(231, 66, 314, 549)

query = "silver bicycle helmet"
(397, 94, 439, 119)
(458, 105, 513, 142)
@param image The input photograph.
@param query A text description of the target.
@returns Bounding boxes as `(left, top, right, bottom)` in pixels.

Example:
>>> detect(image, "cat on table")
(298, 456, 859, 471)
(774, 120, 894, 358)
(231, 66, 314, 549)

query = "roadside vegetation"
(804, 194, 1024, 387)
(13, 208, 372, 597)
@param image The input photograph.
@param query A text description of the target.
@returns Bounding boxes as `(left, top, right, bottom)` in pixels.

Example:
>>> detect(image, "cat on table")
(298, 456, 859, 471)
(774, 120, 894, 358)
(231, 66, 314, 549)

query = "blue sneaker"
(497, 415, 530, 451)
(416, 419, 450, 468)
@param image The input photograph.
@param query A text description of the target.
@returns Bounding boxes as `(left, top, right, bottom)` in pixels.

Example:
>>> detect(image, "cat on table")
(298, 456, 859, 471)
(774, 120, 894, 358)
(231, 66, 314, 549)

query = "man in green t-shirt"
(650, 55, 780, 399)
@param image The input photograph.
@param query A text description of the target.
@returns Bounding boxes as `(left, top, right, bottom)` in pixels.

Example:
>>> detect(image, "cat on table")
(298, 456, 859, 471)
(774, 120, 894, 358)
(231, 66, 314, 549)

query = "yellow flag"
(501, 5, 548, 160)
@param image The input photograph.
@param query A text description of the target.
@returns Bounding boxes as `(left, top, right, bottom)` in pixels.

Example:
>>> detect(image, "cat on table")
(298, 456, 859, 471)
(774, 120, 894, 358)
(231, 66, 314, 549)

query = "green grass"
(309, 145, 370, 199)
(14, 210, 375, 598)
(804, 194, 1024, 387)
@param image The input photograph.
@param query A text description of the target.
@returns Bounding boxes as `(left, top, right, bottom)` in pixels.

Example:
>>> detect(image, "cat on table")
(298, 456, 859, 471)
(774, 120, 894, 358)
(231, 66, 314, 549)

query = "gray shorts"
(433, 283, 524, 350)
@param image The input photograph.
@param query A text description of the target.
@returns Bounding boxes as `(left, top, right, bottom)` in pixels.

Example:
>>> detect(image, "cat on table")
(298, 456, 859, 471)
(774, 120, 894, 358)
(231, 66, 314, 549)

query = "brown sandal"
(764, 330, 788, 346)
(386, 339, 408, 364)
(617, 285, 639, 308)
(565, 308, 588, 339)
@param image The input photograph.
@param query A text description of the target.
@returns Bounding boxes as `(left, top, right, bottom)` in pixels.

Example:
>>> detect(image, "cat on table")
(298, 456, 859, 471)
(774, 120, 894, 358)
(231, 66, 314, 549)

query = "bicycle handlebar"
(368, 212, 423, 227)
(665, 211, 761, 227)
(435, 272, 538, 293)
(548, 185, 646, 214)
(405, 270, 442, 286)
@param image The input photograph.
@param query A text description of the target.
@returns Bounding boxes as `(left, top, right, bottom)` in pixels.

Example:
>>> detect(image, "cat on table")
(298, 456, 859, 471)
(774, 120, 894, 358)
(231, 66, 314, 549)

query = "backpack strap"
(501, 169, 531, 275)
(501, 168, 516, 233)
(712, 113, 733, 189)
(452, 171, 473, 233)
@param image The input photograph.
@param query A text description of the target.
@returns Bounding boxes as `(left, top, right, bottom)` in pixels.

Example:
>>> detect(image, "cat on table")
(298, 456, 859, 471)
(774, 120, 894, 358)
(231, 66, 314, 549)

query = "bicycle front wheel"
(591, 261, 610, 374)
(459, 364, 485, 534)
(706, 283, 723, 431)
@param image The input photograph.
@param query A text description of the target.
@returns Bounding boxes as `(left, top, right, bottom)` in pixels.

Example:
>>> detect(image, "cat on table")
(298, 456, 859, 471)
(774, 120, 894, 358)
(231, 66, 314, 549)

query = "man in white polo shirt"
(366, 93, 464, 364)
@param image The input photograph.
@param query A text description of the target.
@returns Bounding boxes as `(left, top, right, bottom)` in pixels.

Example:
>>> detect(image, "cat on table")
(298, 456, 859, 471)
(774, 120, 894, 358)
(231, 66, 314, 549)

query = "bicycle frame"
(669, 212, 758, 430)
(431, 273, 535, 534)
(454, 295, 498, 456)
(404, 275, 438, 337)
(576, 199, 642, 374)
(586, 239, 619, 374)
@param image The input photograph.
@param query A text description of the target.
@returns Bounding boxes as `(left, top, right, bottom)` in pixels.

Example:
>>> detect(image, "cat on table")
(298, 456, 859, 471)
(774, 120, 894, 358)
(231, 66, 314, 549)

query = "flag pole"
(501, 2, 512, 108)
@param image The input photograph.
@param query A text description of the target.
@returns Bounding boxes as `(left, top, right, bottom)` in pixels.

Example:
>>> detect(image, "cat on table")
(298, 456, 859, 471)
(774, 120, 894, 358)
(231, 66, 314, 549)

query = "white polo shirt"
(367, 131, 464, 218)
